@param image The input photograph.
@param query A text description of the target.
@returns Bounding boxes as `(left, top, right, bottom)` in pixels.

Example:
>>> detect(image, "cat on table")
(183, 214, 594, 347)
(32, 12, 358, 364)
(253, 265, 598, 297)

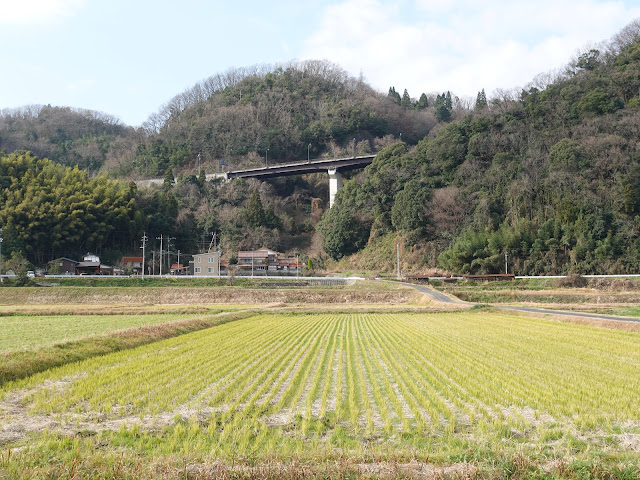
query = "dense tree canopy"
(322, 21, 640, 274)
(0, 151, 139, 264)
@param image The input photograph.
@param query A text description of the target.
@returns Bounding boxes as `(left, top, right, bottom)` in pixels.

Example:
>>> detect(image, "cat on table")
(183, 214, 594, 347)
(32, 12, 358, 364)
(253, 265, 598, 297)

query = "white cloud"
(0, 0, 85, 25)
(303, 0, 640, 101)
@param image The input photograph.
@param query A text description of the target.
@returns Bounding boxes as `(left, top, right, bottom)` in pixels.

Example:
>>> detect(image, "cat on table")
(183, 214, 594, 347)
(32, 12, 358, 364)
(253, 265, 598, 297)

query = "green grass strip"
(0, 311, 256, 385)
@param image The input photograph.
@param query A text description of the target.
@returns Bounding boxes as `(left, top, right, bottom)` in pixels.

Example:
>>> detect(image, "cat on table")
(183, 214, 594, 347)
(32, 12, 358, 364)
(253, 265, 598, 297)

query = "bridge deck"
(226, 154, 376, 180)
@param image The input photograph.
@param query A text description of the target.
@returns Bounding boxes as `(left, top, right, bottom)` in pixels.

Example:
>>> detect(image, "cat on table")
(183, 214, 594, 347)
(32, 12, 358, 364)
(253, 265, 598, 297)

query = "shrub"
(557, 274, 588, 288)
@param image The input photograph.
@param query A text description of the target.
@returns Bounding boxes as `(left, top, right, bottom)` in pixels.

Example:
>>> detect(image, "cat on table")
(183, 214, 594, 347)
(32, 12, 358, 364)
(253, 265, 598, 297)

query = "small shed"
(49, 257, 79, 275)
(122, 256, 144, 275)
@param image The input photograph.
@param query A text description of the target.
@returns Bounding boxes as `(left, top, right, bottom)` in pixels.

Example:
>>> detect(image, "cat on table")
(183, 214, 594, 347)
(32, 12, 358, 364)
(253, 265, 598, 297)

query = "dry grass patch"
(0, 286, 419, 306)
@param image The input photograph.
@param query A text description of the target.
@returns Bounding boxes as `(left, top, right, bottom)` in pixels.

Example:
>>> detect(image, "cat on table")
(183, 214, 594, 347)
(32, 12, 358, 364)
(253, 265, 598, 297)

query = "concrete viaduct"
(135, 154, 376, 208)
(223, 155, 376, 207)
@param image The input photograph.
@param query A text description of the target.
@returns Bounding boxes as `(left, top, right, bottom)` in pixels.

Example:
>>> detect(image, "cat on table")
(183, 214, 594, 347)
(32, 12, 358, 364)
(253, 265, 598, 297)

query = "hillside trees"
(317, 200, 370, 260)
(133, 61, 437, 176)
(390, 180, 432, 244)
(317, 20, 640, 274)
(0, 151, 140, 264)
(0, 105, 134, 172)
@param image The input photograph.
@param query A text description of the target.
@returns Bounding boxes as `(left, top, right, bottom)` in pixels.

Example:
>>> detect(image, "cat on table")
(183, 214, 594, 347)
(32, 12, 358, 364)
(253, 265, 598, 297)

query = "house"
(170, 263, 189, 275)
(277, 257, 304, 274)
(75, 253, 115, 275)
(122, 256, 144, 275)
(237, 249, 303, 275)
(237, 248, 277, 273)
(48, 257, 78, 275)
(192, 251, 220, 276)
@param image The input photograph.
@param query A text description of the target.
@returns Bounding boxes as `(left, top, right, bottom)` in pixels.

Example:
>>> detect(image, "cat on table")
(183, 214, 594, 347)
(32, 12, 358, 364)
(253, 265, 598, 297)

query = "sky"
(1, 0, 639, 127)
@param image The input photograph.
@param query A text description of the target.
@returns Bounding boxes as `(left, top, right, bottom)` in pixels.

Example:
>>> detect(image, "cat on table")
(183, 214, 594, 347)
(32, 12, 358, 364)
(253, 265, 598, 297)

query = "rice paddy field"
(0, 313, 219, 352)
(1, 307, 640, 479)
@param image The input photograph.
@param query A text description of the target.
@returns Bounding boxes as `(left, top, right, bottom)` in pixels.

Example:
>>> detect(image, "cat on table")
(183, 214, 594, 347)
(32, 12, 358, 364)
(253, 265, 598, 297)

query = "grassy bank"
(2, 276, 363, 288)
(0, 284, 417, 306)
(3, 448, 639, 479)
(0, 312, 235, 353)
(0, 311, 255, 385)
(440, 288, 640, 305)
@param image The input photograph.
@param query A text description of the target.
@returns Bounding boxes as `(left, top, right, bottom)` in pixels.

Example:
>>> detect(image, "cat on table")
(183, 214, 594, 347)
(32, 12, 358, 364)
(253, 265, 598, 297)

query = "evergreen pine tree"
(435, 92, 452, 122)
(163, 167, 174, 191)
(475, 88, 488, 110)
(445, 91, 453, 110)
(247, 187, 266, 227)
(417, 93, 429, 110)
(388, 87, 401, 105)
(401, 89, 412, 109)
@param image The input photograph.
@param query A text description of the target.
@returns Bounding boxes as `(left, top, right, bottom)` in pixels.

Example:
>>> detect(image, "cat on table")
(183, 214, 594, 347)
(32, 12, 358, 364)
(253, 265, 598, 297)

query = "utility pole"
(167, 236, 176, 272)
(397, 241, 401, 280)
(208, 232, 217, 252)
(152, 250, 156, 276)
(177, 250, 181, 269)
(0, 227, 3, 276)
(140, 232, 148, 280)
(156, 235, 163, 276)
(504, 250, 509, 275)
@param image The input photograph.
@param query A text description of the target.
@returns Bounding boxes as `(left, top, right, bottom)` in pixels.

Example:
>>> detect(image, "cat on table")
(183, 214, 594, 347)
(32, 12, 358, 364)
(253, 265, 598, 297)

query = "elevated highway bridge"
(135, 154, 377, 208)
(223, 154, 376, 207)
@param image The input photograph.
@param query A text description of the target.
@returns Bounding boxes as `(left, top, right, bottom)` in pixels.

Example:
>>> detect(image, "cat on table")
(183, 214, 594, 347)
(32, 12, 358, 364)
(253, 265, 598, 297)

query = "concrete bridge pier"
(328, 168, 343, 208)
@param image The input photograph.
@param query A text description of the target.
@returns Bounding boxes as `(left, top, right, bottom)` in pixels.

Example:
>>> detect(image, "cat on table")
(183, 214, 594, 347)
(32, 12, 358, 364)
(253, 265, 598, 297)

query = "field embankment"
(447, 287, 640, 305)
(0, 284, 420, 306)
(0, 311, 255, 385)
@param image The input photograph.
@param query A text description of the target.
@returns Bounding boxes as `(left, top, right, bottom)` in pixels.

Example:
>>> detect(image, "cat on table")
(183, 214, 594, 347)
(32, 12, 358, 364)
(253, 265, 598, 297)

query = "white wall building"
(192, 251, 220, 276)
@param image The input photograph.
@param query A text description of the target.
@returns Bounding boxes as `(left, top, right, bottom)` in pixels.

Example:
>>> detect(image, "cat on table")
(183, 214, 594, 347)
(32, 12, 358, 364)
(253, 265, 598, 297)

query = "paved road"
(495, 305, 640, 323)
(400, 282, 469, 305)
(377, 279, 468, 304)
(390, 280, 640, 324)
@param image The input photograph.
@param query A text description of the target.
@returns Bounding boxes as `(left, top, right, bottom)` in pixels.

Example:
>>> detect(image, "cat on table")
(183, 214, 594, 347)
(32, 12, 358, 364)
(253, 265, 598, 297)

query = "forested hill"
(126, 60, 438, 177)
(321, 21, 640, 275)
(0, 105, 136, 172)
(2, 22, 640, 276)
(0, 61, 451, 268)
